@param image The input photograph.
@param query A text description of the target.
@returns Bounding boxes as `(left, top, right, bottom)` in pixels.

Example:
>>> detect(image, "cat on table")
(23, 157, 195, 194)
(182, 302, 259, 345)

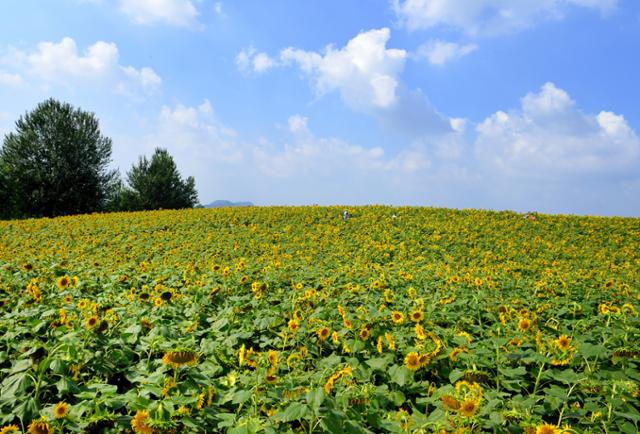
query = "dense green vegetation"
(0, 207, 638, 433)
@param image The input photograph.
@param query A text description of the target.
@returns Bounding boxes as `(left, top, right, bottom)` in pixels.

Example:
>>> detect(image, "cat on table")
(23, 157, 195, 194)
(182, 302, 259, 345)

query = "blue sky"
(1, 0, 639, 215)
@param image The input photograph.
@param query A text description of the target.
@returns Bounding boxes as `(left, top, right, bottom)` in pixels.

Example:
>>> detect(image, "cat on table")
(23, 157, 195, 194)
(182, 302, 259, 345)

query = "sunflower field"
(0, 206, 638, 434)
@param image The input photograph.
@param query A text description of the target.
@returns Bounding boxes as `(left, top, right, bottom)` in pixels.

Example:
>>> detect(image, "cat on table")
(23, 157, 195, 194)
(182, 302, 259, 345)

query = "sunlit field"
(0, 207, 638, 433)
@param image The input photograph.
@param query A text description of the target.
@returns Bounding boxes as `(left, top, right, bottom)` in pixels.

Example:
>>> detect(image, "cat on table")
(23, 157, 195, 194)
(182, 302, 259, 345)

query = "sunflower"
(415, 323, 426, 340)
(359, 327, 371, 341)
(53, 401, 69, 419)
(288, 319, 299, 332)
(385, 332, 396, 350)
(518, 318, 532, 332)
(162, 350, 199, 368)
(536, 424, 559, 434)
(267, 350, 278, 367)
(441, 395, 461, 411)
(418, 353, 431, 367)
(85, 315, 99, 330)
(22, 263, 34, 271)
(238, 344, 246, 366)
(331, 331, 339, 343)
(160, 290, 172, 301)
(409, 309, 424, 323)
(376, 336, 383, 353)
(265, 371, 278, 384)
(316, 327, 330, 341)
(56, 276, 71, 290)
(63, 295, 72, 304)
(131, 410, 154, 434)
(27, 420, 51, 434)
(555, 335, 572, 351)
(404, 352, 421, 371)
(449, 347, 467, 362)
(139, 292, 150, 301)
(458, 399, 480, 417)
(0, 425, 20, 434)
(391, 311, 404, 324)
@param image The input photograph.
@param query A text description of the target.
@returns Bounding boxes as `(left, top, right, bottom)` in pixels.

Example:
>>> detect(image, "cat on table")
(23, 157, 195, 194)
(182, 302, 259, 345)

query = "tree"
(120, 148, 198, 211)
(0, 98, 117, 218)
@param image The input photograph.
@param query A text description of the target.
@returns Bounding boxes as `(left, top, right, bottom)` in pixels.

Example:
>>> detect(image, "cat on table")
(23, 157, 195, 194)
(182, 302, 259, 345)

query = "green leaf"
(1, 373, 33, 398)
(366, 356, 390, 371)
(278, 402, 309, 422)
(306, 387, 324, 413)
(232, 389, 253, 405)
(388, 365, 412, 386)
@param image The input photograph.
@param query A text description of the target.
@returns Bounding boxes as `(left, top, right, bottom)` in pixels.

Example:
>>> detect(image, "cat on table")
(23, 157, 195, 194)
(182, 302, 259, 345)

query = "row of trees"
(0, 99, 198, 219)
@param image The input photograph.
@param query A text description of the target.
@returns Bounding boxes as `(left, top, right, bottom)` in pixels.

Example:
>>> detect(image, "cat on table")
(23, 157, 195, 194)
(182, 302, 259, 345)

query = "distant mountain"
(205, 200, 254, 208)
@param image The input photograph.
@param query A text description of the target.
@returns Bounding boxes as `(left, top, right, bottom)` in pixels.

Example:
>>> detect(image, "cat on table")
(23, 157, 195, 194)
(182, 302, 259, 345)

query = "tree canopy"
(0, 98, 117, 218)
(117, 147, 199, 211)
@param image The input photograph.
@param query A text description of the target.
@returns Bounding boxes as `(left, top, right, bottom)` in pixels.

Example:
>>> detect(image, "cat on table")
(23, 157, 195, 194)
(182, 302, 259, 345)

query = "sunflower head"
(391, 311, 404, 324)
(359, 327, 371, 341)
(85, 315, 99, 330)
(404, 352, 421, 371)
(536, 424, 559, 434)
(410, 309, 424, 323)
(441, 395, 461, 411)
(267, 350, 278, 367)
(288, 319, 299, 332)
(317, 327, 330, 341)
(53, 401, 70, 419)
(27, 420, 52, 434)
(131, 410, 154, 434)
(162, 350, 199, 368)
(56, 276, 71, 290)
(518, 318, 532, 332)
(458, 398, 480, 417)
(555, 335, 572, 351)
(0, 425, 20, 434)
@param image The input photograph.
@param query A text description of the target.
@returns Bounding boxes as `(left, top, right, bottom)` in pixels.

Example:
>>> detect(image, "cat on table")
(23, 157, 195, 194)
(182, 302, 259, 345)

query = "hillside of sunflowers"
(0, 206, 638, 434)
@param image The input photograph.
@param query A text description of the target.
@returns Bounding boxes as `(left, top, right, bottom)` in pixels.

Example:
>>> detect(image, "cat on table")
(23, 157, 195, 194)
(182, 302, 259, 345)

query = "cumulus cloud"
(392, 0, 617, 35)
(280, 28, 406, 110)
(253, 114, 388, 178)
(236, 47, 277, 74)
(0, 37, 160, 98)
(475, 82, 640, 177)
(150, 100, 241, 163)
(416, 40, 477, 65)
(278, 28, 452, 137)
(119, 0, 198, 27)
(27, 38, 118, 80)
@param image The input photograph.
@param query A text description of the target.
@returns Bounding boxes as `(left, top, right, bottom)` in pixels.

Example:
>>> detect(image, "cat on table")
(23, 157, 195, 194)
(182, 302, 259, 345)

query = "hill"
(205, 200, 254, 208)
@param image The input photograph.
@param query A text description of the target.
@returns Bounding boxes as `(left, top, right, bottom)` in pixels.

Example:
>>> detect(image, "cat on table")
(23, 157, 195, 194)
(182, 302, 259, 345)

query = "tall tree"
(124, 148, 198, 210)
(0, 98, 117, 218)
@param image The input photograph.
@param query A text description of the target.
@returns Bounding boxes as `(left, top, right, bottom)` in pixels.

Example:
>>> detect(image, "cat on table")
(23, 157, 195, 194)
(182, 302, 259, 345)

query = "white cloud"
(150, 100, 241, 163)
(28, 38, 118, 80)
(0, 37, 160, 99)
(236, 47, 277, 74)
(392, 0, 617, 35)
(280, 28, 406, 110)
(475, 82, 640, 176)
(278, 28, 453, 137)
(119, 0, 198, 27)
(121, 65, 162, 90)
(0, 70, 22, 86)
(214, 2, 223, 15)
(416, 40, 477, 65)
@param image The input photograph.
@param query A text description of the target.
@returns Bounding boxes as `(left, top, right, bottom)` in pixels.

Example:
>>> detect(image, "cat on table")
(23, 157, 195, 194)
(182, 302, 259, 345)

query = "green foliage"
(114, 148, 198, 211)
(0, 98, 117, 218)
(0, 207, 638, 433)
